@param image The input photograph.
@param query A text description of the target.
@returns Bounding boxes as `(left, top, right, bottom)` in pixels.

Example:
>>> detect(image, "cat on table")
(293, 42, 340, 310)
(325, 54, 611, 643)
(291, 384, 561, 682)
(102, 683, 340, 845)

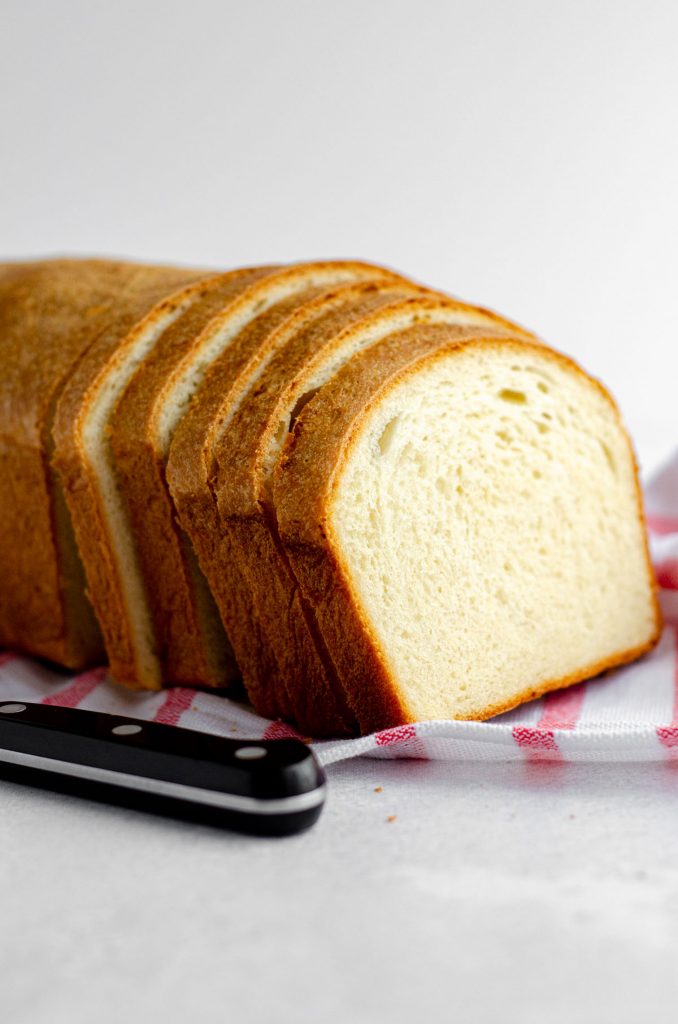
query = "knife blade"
(0, 701, 325, 836)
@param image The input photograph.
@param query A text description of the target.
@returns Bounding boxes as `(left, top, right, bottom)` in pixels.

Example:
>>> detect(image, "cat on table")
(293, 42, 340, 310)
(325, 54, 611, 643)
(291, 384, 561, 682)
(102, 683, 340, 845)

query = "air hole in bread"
(498, 388, 528, 405)
(416, 453, 430, 477)
(289, 387, 321, 430)
(600, 440, 617, 476)
(377, 416, 400, 456)
(274, 419, 287, 447)
(525, 365, 555, 383)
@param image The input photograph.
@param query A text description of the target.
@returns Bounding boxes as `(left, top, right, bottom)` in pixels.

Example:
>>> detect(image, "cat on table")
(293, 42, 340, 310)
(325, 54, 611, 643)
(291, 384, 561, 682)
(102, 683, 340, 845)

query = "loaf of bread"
(0, 256, 661, 736)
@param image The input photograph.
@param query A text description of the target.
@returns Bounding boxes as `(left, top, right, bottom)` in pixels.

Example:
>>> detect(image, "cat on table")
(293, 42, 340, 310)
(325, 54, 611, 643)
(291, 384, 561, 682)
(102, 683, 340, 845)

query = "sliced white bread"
(164, 266, 416, 716)
(274, 330, 661, 734)
(174, 281, 434, 726)
(56, 261, 405, 693)
(210, 297, 534, 734)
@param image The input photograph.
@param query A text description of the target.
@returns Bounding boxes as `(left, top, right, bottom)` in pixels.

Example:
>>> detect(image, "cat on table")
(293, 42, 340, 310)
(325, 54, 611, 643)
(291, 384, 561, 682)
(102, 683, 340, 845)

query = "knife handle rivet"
(234, 746, 268, 761)
(0, 703, 27, 714)
(112, 724, 143, 736)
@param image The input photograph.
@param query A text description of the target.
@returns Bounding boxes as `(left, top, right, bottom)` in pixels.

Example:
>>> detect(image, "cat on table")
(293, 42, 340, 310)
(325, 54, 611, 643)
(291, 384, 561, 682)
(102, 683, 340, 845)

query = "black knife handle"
(0, 701, 325, 836)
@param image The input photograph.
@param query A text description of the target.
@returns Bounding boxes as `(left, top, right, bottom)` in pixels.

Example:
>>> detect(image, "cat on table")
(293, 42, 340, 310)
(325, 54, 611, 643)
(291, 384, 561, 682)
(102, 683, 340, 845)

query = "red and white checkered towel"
(2, 453, 678, 766)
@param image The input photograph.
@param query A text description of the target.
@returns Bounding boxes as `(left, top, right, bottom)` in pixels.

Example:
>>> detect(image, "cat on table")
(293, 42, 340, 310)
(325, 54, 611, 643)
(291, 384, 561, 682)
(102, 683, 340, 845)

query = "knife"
(0, 701, 326, 836)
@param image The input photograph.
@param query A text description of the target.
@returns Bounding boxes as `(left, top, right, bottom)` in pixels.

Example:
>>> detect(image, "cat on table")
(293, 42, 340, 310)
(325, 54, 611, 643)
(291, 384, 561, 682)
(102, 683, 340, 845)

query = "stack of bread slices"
(0, 258, 661, 736)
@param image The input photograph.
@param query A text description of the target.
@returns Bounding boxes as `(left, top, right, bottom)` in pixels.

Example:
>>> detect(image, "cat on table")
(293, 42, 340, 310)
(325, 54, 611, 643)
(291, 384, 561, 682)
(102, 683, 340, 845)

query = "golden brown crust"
(110, 265, 279, 688)
(166, 263, 407, 718)
(51, 264, 208, 682)
(444, 633, 662, 723)
(0, 259, 197, 667)
(275, 334, 662, 735)
(0, 441, 92, 667)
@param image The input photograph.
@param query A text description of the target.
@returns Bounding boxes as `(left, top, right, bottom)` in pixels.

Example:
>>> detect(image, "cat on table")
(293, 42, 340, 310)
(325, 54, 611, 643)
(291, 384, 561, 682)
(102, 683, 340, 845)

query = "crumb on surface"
(374, 786, 383, 793)
(387, 815, 397, 823)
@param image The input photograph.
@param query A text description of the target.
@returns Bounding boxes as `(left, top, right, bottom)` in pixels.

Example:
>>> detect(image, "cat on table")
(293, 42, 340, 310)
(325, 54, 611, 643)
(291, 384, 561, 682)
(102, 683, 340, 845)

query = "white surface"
(3, 759, 678, 1024)
(2, 2, 678, 1020)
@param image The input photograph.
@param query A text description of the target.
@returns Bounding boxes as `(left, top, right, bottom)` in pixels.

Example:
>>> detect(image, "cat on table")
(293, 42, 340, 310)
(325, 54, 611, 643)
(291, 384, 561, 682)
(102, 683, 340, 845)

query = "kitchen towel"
(2, 453, 677, 766)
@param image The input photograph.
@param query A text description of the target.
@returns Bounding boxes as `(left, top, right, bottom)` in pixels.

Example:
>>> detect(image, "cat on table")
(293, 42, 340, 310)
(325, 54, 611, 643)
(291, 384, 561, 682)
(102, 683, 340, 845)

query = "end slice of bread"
(275, 333, 661, 734)
(0, 259, 199, 668)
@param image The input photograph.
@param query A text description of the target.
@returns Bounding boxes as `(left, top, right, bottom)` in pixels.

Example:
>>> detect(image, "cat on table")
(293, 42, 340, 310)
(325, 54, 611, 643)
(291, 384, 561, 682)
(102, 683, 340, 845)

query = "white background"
(2, 2, 678, 1022)
(3, 0, 678, 472)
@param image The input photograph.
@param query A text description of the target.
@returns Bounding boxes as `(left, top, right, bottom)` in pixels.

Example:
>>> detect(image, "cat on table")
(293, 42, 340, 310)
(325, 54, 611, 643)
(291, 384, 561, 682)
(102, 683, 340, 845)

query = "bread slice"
(109, 265, 281, 689)
(163, 265, 413, 713)
(0, 258, 200, 668)
(274, 330, 661, 734)
(210, 298, 534, 735)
